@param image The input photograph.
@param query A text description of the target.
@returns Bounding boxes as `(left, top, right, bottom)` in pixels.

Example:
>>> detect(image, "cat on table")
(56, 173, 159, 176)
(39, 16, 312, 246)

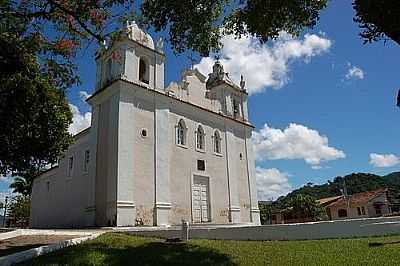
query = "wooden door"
(192, 176, 210, 223)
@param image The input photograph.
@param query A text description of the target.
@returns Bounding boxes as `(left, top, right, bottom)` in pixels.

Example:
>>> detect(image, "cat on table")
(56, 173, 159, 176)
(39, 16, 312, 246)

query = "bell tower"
(89, 22, 166, 227)
(95, 21, 165, 91)
(206, 61, 249, 122)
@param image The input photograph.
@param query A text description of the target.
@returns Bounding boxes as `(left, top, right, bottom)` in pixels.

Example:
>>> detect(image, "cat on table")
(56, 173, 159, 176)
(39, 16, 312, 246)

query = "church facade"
(30, 22, 260, 228)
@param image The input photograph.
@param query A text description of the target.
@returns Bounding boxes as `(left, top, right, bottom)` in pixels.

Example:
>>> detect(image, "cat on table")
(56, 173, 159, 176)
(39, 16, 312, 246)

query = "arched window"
(139, 57, 149, 84)
(196, 125, 205, 151)
(338, 209, 347, 218)
(214, 130, 221, 154)
(176, 119, 186, 146)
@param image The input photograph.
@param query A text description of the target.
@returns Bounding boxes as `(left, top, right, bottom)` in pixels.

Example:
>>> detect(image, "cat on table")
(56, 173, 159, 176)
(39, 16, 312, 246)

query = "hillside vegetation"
(274, 172, 400, 208)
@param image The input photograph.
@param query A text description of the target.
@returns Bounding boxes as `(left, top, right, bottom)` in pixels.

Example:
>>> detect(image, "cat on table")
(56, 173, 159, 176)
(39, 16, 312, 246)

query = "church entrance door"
(192, 176, 210, 223)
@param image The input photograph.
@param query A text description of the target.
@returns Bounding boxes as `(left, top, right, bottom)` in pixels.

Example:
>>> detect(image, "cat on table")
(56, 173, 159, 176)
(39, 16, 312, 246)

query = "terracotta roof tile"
(326, 188, 388, 208)
(318, 195, 343, 206)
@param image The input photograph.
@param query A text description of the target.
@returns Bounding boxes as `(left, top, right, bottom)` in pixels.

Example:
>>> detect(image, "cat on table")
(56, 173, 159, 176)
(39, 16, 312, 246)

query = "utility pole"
(343, 180, 350, 217)
(3, 196, 8, 227)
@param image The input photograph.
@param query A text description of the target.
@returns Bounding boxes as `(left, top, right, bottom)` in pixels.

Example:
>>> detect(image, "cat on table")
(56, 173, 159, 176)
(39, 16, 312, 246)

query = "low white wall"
(123, 216, 400, 241)
(0, 233, 102, 266)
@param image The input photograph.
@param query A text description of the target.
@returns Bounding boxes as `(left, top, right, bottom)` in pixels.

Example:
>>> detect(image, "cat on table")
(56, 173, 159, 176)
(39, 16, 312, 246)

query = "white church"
(30, 22, 260, 228)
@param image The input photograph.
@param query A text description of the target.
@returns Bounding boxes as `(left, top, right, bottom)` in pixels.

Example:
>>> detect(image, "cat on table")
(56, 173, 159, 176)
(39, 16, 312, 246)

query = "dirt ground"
(0, 235, 80, 257)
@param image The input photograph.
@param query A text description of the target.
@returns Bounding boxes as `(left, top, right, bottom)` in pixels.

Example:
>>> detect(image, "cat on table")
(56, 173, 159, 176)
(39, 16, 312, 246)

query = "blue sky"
(1, 1, 399, 201)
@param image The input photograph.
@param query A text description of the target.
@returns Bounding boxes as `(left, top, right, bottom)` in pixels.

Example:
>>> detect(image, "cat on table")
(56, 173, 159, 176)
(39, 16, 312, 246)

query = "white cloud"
(68, 104, 91, 135)
(345, 64, 364, 80)
(369, 153, 400, 168)
(252, 123, 345, 167)
(195, 32, 332, 95)
(256, 167, 292, 201)
(311, 165, 323, 170)
(0, 175, 13, 184)
(79, 90, 91, 101)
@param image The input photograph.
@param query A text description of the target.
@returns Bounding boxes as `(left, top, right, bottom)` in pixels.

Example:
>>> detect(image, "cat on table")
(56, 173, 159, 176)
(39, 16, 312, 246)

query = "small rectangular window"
(361, 206, 366, 215)
(357, 207, 361, 215)
(197, 160, 205, 171)
(233, 98, 240, 118)
(68, 156, 74, 177)
(84, 150, 90, 173)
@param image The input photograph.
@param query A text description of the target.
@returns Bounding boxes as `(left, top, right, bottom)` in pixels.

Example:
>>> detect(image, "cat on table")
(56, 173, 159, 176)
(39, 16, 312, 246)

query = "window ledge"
(196, 148, 206, 153)
(176, 143, 188, 149)
(214, 152, 223, 157)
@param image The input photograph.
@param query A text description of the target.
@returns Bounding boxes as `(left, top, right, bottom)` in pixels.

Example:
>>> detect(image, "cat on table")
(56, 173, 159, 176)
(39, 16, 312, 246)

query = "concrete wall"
(126, 216, 400, 241)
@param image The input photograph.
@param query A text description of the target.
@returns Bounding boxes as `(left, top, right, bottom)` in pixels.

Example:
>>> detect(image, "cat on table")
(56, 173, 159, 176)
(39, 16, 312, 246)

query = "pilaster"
(85, 105, 99, 226)
(225, 127, 241, 223)
(116, 87, 136, 226)
(154, 97, 171, 226)
(245, 127, 260, 225)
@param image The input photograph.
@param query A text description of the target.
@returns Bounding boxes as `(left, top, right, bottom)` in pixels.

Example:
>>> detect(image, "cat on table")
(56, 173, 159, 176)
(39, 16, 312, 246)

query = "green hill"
(274, 172, 400, 208)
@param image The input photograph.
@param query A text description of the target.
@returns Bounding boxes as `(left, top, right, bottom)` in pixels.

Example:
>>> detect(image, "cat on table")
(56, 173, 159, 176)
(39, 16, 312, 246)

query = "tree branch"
(47, 0, 104, 43)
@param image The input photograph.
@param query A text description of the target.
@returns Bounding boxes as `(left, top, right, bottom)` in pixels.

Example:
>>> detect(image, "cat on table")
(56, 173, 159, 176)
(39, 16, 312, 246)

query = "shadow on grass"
(19, 240, 237, 266)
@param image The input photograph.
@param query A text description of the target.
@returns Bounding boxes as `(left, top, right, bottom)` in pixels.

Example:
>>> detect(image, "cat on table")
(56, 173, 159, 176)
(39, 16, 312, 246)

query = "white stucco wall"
(125, 216, 400, 241)
(31, 131, 91, 228)
(116, 79, 257, 226)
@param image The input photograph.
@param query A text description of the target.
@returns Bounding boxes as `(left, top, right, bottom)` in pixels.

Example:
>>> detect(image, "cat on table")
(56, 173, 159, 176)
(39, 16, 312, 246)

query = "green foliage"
(286, 194, 327, 221)
(141, 0, 228, 56)
(141, 0, 328, 56)
(0, 1, 74, 192)
(142, 0, 400, 55)
(224, 0, 327, 42)
(353, 0, 400, 46)
(9, 177, 31, 196)
(258, 202, 272, 225)
(275, 172, 400, 209)
(7, 195, 30, 227)
(19, 233, 400, 265)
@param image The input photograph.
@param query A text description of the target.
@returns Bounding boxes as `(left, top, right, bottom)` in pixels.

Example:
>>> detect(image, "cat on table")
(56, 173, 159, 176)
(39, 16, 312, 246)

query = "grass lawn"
(18, 233, 400, 265)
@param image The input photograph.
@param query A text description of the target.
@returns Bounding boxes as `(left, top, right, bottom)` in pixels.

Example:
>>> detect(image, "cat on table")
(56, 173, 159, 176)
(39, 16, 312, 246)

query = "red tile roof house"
(319, 189, 392, 220)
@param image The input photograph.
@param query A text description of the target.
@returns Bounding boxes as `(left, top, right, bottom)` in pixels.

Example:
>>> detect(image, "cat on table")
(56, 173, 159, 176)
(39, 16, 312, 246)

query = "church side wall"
(31, 133, 91, 228)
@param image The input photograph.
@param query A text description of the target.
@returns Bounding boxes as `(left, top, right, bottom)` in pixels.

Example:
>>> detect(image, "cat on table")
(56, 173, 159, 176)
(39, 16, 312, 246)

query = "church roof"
(87, 78, 254, 128)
